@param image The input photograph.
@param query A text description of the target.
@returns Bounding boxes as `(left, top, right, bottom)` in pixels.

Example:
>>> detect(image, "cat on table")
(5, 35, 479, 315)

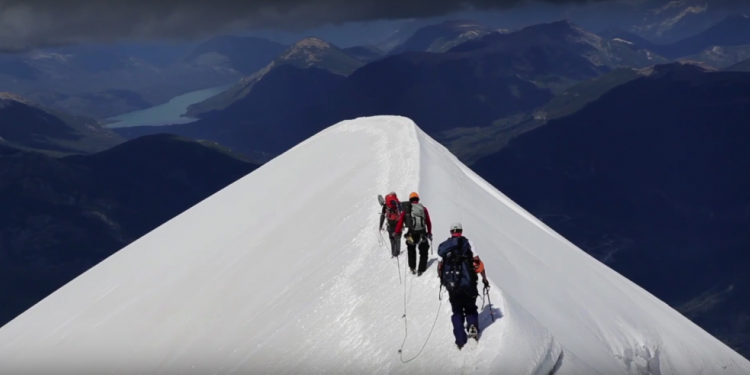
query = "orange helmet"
(409, 192, 419, 200)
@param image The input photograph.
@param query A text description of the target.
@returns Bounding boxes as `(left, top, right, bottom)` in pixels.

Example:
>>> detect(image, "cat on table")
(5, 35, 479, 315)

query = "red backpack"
(384, 193, 401, 221)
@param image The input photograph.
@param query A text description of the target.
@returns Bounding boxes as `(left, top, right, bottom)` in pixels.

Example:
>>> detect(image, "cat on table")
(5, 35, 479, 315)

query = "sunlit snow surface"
(0, 116, 748, 374)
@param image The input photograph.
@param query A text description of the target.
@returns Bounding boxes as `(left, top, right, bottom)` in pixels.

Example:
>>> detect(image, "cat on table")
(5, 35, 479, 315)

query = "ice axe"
(483, 286, 496, 322)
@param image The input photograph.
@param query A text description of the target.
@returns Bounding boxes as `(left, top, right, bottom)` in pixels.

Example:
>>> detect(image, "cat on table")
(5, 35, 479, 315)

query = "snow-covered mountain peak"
(258, 36, 364, 76)
(279, 37, 336, 63)
(0, 116, 748, 374)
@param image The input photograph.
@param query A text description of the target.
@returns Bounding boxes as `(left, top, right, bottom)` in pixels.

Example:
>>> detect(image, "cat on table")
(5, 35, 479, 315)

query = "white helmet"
(450, 222, 463, 232)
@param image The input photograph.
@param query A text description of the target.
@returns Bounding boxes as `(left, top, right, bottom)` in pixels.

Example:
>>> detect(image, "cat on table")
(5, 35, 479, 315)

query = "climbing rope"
(396, 256, 402, 285)
(377, 228, 404, 284)
(397, 261, 443, 363)
(398, 289, 443, 363)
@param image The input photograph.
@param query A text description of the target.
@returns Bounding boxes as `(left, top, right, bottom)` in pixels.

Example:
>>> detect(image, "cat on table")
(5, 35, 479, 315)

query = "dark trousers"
(386, 221, 401, 257)
(406, 230, 430, 273)
(449, 292, 479, 346)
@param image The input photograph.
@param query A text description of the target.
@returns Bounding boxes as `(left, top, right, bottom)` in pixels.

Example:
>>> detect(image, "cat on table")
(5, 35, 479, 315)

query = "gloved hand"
(483, 279, 490, 289)
(426, 233, 433, 241)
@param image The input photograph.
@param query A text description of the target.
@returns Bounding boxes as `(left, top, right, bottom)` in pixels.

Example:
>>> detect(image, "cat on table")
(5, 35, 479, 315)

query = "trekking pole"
(484, 286, 495, 322)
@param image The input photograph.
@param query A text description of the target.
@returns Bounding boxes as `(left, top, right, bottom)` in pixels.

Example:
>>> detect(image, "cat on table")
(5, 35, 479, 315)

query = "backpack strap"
(456, 236, 465, 258)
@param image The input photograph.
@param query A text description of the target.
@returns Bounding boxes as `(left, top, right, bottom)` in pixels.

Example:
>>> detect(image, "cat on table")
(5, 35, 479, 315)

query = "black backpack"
(438, 236, 478, 296)
(400, 201, 413, 229)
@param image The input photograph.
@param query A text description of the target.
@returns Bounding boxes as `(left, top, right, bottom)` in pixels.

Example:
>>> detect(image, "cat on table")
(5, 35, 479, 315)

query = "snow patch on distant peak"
(27, 52, 69, 62)
(460, 30, 483, 38)
(613, 38, 634, 45)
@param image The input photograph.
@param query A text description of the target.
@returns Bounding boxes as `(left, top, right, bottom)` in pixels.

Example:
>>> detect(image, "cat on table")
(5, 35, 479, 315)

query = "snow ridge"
(0, 116, 748, 375)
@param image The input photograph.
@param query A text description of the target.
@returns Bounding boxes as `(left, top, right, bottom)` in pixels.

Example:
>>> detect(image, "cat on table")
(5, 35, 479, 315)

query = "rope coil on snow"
(377, 229, 386, 248)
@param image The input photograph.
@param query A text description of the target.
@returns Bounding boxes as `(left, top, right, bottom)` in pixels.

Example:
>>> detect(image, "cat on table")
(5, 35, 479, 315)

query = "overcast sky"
(0, 0, 616, 51)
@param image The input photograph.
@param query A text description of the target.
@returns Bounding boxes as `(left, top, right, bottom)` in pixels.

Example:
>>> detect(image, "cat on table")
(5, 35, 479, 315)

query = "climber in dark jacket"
(437, 222, 490, 349)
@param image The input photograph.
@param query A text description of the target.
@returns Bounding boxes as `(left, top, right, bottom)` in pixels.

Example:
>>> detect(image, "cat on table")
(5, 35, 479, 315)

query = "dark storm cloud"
(0, 0, 611, 51)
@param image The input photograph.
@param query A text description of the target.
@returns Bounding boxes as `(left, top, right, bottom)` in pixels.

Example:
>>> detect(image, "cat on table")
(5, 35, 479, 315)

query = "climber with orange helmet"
(395, 192, 432, 276)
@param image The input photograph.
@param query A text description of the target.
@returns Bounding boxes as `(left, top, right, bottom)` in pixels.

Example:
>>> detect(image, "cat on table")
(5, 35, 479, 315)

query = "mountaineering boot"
(467, 325, 478, 341)
(411, 268, 416, 275)
(417, 271, 423, 277)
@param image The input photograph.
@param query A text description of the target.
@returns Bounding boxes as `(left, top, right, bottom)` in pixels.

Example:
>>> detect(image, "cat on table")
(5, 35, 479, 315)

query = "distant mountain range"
(628, 0, 750, 43)
(656, 14, 750, 59)
(387, 19, 503, 55)
(22, 89, 153, 120)
(599, 14, 750, 68)
(0, 36, 289, 119)
(681, 44, 750, 69)
(184, 38, 361, 118)
(0, 92, 124, 156)
(3, 8, 748, 121)
(360, 0, 748, 46)
(469, 62, 750, 358)
(441, 65, 654, 164)
(120, 19, 669, 162)
(109, 15, 750, 164)
(597, 29, 658, 50)
(0, 134, 258, 329)
(181, 35, 289, 76)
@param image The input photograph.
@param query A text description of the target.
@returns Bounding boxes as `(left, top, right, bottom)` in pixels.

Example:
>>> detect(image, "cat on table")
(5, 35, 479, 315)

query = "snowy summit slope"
(0, 116, 748, 374)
